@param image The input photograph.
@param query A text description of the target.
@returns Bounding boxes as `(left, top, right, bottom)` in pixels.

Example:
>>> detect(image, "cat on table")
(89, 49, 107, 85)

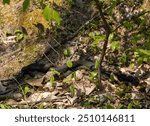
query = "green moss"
(20, 9, 49, 35)
(16, 43, 39, 66)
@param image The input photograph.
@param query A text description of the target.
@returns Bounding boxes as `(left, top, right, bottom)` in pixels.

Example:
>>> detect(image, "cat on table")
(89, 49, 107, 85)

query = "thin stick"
(43, 53, 55, 66)
(12, 77, 29, 106)
(94, 0, 111, 90)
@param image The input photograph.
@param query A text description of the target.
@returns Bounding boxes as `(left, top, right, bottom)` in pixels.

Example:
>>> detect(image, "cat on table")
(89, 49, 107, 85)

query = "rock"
(0, 1, 49, 80)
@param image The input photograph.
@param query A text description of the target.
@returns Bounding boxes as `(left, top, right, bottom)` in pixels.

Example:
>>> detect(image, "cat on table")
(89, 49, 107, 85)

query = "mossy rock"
(0, 1, 50, 80)
(0, 0, 73, 80)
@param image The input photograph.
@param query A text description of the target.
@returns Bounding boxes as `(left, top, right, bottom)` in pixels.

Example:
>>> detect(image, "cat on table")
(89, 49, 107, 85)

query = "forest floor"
(0, 0, 150, 109)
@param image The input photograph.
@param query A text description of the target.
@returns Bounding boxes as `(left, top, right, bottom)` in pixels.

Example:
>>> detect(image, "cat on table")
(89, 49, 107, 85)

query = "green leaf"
(89, 33, 105, 43)
(3, 0, 10, 4)
(131, 34, 144, 43)
(94, 59, 100, 69)
(66, 60, 73, 68)
(108, 33, 114, 42)
(110, 73, 116, 82)
(73, 71, 77, 80)
(70, 84, 75, 96)
(17, 34, 23, 40)
(139, 16, 147, 25)
(127, 103, 133, 109)
(15, 30, 24, 41)
(110, 41, 120, 51)
(15, 30, 22, 34)
(43, 6, 61, 25)
(119, 53, 127, 64)
(108, 0, 116, 15)
(123, 21, 133, 30)
(89, 35, 105, 48)
(39, 102, 44, 109)
(64, 48, 71, 56)
(138, 49, 150, 56)
(52, 9, 61, 25)
(137, 57, 144, 64)
(105, 95, 113, 101)
(104, 103, 114, 109)
(0, 104, 6, 109)
(50, 75, 55, 85)
(17, 34, 24, 41)
(50, 68, 60, 76)
(136, 49, 150, 64)
(89, 71, 98, 80)
(43, 6, 51, 21)
(0, 104, 10, 109)
(24, 86, 30, 95)
(23, 0, 30, 12)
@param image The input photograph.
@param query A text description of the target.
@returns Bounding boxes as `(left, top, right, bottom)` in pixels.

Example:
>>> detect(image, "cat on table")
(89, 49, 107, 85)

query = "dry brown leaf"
(27, 92, 58, 102)
(26, 78, 44, 87)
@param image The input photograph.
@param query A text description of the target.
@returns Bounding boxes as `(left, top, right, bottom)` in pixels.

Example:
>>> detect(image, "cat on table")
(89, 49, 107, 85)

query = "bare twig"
(43, 53, 55, 66)
(66, 13, 100, 41)
(94, 0, 111, 90)
(46, 41, 60, 57)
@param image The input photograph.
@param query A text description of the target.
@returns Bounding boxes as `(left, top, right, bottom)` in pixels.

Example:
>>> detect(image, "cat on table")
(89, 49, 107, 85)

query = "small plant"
(69, 84, 75, 96)
(135, 49, 150, 64)
(66, 60, 73, 68)
(110, 41, 120, 51)
(15, 30, 24, 41)
(39, 102, 44, 109)
(94, 59, 100, 69)
(89, 71, 98, 81)
(63, 75, 72, 84)
(127, 100, 141, 109)
(50, 68, 60, 76)
(103, 103, 114, 109)
(50, 75, 55, 87)
(110, 73, 118, 83)
(0, 104, 11, 109)
(24, 86, 30, 95)
(89, 33, 105, 48)
(43, 6, 61, 25)
(63, 48, 71, 57)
